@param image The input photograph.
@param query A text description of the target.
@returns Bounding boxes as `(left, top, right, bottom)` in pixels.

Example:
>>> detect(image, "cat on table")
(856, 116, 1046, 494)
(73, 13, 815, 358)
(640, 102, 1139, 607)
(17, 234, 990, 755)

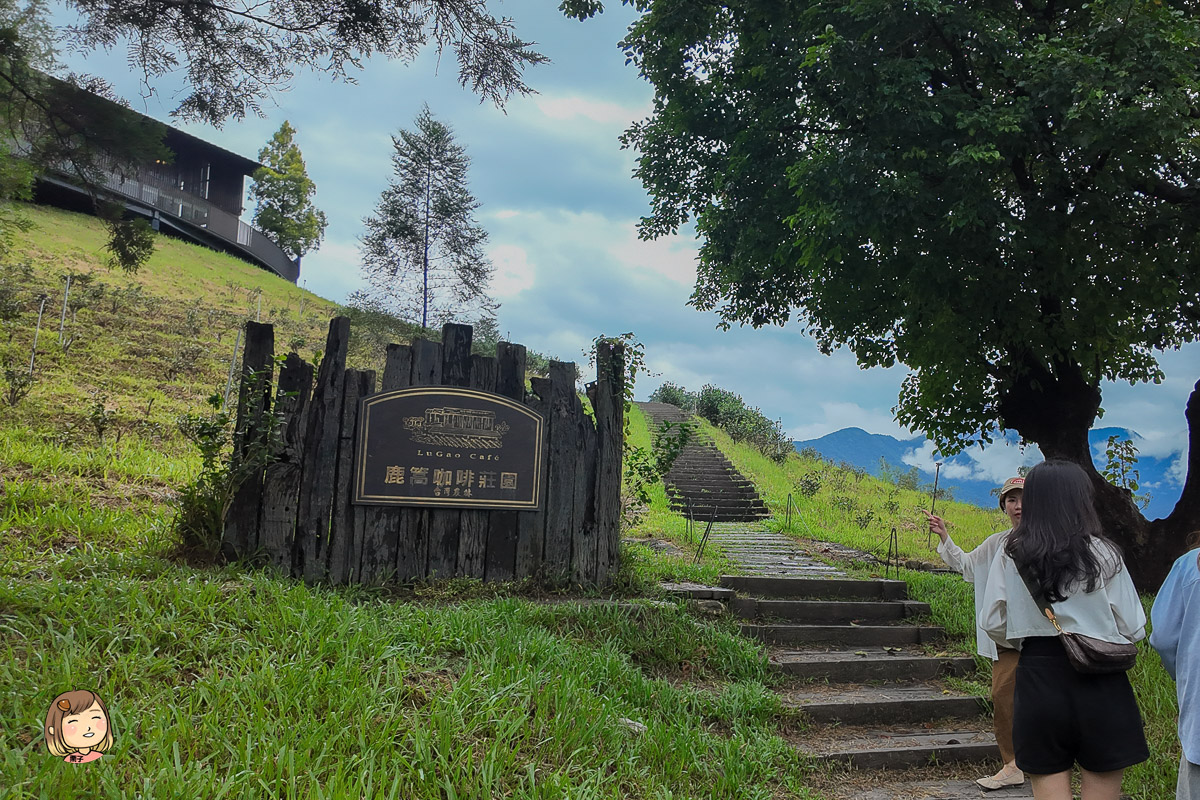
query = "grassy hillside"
(1, 205, 825, 799)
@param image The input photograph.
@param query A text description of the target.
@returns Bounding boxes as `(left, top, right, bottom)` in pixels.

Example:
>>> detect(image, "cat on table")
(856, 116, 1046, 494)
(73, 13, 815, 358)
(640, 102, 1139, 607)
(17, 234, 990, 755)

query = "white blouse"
(937, 530, 1012, 659)
(979, 538, 1146, 649)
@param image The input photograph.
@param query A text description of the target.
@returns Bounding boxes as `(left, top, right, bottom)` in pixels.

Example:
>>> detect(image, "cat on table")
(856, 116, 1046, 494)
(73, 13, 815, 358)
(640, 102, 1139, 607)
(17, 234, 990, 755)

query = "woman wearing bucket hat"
(927, 475, 1025, 790)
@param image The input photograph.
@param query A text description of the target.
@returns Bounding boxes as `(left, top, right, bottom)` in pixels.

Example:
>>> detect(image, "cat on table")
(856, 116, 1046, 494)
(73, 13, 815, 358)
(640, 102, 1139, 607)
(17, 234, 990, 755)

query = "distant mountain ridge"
(794, 427, 1182, 520)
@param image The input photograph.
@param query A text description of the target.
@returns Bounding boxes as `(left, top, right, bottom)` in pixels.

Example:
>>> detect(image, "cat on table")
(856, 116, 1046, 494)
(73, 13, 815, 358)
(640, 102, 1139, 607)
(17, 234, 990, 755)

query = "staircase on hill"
(670, 524, 1032, 799)
(636, 402, 771, 523)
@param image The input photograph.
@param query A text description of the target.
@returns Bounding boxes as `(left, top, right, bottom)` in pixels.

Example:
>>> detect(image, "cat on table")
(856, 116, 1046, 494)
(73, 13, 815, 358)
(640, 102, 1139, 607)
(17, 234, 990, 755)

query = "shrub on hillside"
(695, 384, 792, 462)
(650, 381, 697, 411)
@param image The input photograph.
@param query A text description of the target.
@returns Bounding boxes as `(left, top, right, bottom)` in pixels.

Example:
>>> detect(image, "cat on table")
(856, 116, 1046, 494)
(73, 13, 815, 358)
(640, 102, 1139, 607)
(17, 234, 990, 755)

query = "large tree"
(359, 106, 495, 329)
(570, 0, 1200, 589)
(250, 121, 327, 261)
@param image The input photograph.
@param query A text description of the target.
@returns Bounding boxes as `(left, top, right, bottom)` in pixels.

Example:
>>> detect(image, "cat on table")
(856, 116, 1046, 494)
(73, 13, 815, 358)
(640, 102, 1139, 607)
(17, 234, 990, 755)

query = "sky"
(52, 0, 1199, 502)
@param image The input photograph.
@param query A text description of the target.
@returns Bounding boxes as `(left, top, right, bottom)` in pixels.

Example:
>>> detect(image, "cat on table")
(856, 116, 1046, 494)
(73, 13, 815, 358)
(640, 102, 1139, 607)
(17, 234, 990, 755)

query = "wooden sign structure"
(221, 318, 624, 587)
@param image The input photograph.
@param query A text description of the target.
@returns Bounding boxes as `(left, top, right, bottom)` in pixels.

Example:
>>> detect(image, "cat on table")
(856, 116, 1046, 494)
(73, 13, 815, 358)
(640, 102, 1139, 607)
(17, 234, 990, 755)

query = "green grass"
(1, 558, 824, 799)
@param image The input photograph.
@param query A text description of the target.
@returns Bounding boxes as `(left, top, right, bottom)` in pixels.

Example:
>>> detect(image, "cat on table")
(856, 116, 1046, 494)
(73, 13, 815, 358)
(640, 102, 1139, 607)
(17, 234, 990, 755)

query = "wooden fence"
(220, 317, 625, 587)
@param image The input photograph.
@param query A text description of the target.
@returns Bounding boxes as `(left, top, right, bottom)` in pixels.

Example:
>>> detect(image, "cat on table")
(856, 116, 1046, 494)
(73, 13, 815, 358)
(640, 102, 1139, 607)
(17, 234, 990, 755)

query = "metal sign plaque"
(354, 387, 544, 509)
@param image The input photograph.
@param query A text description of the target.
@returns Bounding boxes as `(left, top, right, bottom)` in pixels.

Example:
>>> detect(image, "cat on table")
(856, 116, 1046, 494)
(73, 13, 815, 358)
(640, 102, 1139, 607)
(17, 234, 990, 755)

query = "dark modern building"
(34, 86, 299, 283)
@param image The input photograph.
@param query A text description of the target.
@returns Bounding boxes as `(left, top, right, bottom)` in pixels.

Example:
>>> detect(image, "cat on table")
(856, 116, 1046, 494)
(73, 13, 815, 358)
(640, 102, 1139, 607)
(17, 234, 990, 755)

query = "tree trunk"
(998, 359, 1198, 591)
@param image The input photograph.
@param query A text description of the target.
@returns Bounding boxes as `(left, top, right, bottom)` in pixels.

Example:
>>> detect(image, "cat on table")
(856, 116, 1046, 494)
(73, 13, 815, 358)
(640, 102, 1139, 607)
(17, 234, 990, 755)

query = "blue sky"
(54, 0, 1199, 503)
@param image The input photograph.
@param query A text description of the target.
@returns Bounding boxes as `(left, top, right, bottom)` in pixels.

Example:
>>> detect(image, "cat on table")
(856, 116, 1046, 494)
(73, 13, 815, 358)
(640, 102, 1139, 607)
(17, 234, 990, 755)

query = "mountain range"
(793, 427, 1183, 520)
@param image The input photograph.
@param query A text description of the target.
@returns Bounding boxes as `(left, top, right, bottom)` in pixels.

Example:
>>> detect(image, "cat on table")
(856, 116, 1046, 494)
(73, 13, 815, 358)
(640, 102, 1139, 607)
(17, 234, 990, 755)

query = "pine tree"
(359, 106, 495, 329)
(249, 122, 326, 261)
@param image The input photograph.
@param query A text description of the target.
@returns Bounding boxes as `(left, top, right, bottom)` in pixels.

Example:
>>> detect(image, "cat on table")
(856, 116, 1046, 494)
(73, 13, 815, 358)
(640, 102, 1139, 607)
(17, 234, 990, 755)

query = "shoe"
(976, 765, 1025, 791)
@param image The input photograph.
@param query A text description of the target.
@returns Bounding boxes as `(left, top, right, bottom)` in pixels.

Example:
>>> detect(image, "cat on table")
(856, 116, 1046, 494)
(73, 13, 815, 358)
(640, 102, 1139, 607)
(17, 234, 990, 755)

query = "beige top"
(979, 538, 1146, 649)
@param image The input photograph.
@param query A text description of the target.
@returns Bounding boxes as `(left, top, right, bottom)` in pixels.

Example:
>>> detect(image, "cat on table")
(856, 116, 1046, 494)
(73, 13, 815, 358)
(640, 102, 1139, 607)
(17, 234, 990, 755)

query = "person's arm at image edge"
(1150, 558, 1186, 679)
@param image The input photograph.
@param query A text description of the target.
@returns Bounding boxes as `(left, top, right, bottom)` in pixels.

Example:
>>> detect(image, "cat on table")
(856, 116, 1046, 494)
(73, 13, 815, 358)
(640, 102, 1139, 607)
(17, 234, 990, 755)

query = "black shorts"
(1013, 637, 1149, 774)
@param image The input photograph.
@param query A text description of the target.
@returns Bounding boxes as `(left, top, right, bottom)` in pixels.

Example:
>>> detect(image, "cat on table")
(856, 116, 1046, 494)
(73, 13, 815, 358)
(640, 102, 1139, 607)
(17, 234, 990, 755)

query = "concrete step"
(734, 598, 930, 623)
(800, 724, 999, 769)
(778, 683, 986, 725)
(850, 779, 1033, 799)
(721, 576, 908, 600)
(742, 623, 945, 647)
(770, 647, 976, 682)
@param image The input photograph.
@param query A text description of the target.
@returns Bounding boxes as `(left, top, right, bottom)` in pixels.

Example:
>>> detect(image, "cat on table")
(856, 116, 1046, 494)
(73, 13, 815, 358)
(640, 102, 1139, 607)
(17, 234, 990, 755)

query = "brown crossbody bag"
(1014, 562, 1138, 674)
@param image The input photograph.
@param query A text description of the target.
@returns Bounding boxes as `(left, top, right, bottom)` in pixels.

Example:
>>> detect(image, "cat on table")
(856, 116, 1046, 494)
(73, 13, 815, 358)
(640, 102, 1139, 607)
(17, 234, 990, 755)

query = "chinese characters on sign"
(354, 388, 544, 509)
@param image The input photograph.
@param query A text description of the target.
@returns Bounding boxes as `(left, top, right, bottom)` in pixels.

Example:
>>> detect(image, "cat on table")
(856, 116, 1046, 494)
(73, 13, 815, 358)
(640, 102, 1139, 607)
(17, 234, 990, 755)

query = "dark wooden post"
(571, 390, 599, 584)
(515, 377, 550, 580)
(409, 338, 443, 579)
(257, 352, 313, 574)
(221, 321, 274, 561)
(358, 343, 416, 584)
(485, 341, 526, 581)
(294, 316, 350, 582)
(427, 324, 472, 578)
(458, 351, 498, 578)
(328, 368, 375, 584)
(592, 340, 625, 583)
(542, 361, 578, 582)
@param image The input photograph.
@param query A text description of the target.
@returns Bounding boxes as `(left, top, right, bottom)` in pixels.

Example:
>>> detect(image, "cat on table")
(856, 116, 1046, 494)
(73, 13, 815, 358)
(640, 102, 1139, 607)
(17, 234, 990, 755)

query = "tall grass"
(1, 559, 824, 799)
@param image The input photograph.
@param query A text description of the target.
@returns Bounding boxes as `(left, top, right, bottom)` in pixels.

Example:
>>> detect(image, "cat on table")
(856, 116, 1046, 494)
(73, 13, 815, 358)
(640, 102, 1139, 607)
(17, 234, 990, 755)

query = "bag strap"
(1014, 559, 1064, 633)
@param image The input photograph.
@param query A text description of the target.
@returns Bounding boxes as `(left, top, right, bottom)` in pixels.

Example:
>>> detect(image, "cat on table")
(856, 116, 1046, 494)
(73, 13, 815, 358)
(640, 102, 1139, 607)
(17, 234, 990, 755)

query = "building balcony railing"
(94, 169, 299, 282)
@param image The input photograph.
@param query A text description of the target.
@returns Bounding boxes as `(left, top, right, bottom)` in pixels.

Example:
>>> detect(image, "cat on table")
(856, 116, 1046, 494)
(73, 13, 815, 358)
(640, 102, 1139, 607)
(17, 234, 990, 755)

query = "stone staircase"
(637, 402, 770, 522)
(669, 523, 1032, 799)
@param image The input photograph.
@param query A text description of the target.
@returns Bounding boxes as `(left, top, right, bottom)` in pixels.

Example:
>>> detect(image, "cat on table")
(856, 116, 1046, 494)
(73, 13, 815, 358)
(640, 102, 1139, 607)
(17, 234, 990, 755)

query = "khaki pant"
(993, 647, 1019, 764)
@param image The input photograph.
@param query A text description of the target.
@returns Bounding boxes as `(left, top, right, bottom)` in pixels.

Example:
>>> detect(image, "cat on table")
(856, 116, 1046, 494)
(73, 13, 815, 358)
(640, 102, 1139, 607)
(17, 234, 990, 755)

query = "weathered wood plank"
(329, 369, 375, 585)
(354, 342, 414, 584)
(441, 323, 472, 387)
(457, 353, 497, 578)
(381, 343, 413, 393)
(409, 339, 444, 579)
(592, 340, 625, 584)
(485, 342, 526, 581)
(410, 338, 442, 386)
(515, 377, 549, 580)
(294, 316, 350, 582)
(542, 361, 577, 582)
(257, 353, 313, 574)
(572, 391, 599, 584)
(425, 324, 472, 579)
(222, 321, 275, 561)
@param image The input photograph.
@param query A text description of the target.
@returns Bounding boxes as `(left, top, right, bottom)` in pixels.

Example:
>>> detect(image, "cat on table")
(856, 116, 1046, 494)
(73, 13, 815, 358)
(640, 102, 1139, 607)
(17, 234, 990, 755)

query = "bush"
(649, 381, 697, 411)
(694, 383, 792, 462)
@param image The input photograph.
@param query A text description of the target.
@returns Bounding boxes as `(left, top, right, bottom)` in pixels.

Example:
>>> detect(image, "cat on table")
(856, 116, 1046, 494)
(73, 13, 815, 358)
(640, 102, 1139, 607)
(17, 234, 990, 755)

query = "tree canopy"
(64, 0, 548, 125)
(250, 121, 327, 261)
(578, 0, 1200, 588)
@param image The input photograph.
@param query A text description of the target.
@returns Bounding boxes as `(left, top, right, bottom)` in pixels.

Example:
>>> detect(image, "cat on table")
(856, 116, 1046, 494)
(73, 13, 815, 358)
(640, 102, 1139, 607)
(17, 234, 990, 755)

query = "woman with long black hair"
(980, 459, 1148, 800)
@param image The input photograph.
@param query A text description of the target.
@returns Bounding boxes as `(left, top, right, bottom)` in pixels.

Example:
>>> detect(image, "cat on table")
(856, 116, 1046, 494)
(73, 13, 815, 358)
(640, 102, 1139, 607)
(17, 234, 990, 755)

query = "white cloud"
(901, 439, 1041, 485)
(1168, 453, 1189, 487)
(533, 94, 650, 126)
(493, 209, 521, 220)
(489, 244, 536, 299)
